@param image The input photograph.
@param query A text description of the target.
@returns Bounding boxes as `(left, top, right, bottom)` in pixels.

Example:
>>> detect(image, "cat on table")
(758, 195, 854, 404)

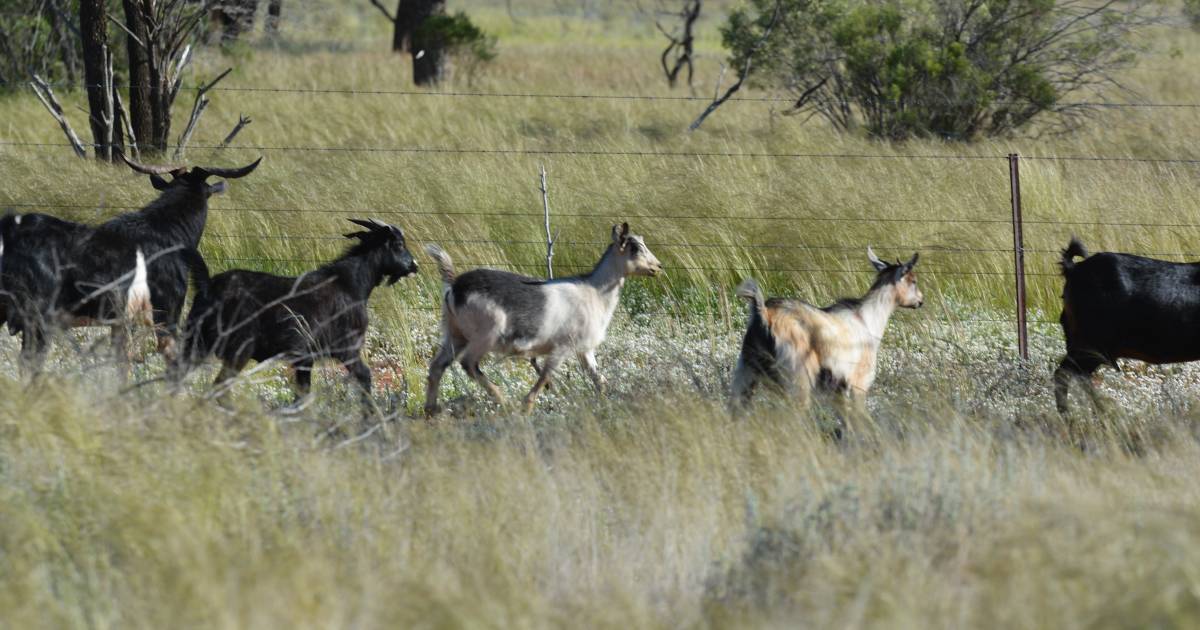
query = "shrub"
(722, 0, 1150, 140)
(417, 11, 497, 84)
(1186, 0, 1200, 31)
(0, 1, 81, 88)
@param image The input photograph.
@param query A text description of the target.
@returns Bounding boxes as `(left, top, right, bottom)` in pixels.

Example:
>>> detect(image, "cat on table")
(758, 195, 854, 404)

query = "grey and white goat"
(732, 248, 923, 419)
(423, 222, 663, 415)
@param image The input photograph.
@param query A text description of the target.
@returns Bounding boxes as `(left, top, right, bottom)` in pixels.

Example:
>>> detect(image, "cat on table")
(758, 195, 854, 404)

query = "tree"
(0, 0, 81, 87)
(1185, 0, 1200, 31)
(368, 1, 495, 85)
(652, 0, 701, 90)
(210, 0, 258, 43)
(720, 0, 1152, 141)
(122, 0, 153, 150)
(120, 0, 214, 153)
(265, 0, 282, 35)
(79, 0, 123, 160)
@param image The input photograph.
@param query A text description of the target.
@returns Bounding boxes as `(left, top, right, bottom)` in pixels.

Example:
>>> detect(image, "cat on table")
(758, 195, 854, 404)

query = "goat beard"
(386, 274, 402, 286)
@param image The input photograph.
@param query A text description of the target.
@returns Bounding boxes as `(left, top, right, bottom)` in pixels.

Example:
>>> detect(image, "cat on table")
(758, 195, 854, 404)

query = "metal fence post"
(1008, 153, 1029, 361)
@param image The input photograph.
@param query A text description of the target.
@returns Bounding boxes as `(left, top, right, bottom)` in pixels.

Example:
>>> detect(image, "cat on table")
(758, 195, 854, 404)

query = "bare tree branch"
(367, 0, 396, 23)
(689, 1, 781, 132)
(219, 114, 253, 148)
(174, 66, 232, 159)
(29, 73, 87, 158)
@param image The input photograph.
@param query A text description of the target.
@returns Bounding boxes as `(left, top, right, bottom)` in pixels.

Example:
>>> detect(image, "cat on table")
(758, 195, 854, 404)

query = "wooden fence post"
(539, 164, 555, 279)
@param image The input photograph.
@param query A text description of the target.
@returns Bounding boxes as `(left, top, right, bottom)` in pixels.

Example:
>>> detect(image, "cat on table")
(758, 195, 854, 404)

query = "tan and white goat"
(732, 248, 923, 418)
(423, 223, 663, 415)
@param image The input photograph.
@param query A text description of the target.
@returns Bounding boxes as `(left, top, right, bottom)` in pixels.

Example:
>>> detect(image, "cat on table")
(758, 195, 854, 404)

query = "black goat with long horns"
(176, 219, 418, 408)
(0, 154, 261, 373)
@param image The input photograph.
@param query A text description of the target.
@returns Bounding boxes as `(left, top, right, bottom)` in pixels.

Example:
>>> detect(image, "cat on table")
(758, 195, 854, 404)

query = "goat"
(423, 222, 663, 415)
(1054, 237, 1200, 415)
(0, 155, 259, 373)
(177, 219, 418, 408)
(731, 248, 923, 420)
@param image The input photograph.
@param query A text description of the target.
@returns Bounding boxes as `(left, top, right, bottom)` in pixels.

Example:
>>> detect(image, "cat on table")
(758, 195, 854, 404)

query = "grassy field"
(4, 1, 1200, 627)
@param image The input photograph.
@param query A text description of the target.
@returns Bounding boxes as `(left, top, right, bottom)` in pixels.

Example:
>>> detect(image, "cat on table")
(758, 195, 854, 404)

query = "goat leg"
(530, 358, 551, 391)
(212, 362, 244, 407)
(19, 324, 49, 379)
(424, 343, 456, 417)
(522, 356, 563, 413)
(345, 356, 374, 418)
(577, 351, 605, 396)
(111, 324, 131, 385)
(293, 359, 313, 403)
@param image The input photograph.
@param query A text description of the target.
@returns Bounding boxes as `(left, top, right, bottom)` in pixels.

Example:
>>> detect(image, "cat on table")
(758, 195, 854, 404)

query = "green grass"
(4, 1, 1200, 627)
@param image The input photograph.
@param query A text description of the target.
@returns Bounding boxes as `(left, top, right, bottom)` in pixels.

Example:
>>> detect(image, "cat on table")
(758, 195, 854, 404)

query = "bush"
(1186, 0, 1200, 31)
(417, 11, 497, 84)
(0, 1, 81, 88)
(722, 0, 1150, 141)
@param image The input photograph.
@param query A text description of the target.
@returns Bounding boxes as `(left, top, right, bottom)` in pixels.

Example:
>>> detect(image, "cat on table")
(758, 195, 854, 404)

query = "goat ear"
(867, 246, 888, 272)
(343, 230, 371, 241)
(207, 181, 228, 196)
(149, 174, 171, 191)
(611, 223, 623, 244)
(905, 252, 919, 269)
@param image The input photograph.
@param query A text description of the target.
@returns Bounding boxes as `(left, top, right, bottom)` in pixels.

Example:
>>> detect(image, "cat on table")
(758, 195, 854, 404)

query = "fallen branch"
(219, 114, 252, 148)
(174, 66, 233, 159)
(29, 73, 87, 158)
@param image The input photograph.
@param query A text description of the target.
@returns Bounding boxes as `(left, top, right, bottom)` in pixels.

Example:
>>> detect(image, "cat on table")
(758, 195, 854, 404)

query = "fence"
(4, 86, 1200, 359)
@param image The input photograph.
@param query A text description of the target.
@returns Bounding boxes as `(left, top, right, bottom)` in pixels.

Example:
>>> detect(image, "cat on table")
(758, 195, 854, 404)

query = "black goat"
(178, 219, 418, 407)
(0, 155, 259, 372)
(1055, 237, 1200, 414)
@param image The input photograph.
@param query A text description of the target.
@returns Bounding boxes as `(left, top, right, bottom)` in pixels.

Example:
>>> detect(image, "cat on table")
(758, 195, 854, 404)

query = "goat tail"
(1060, 237, 1088, 277)
(424, 244, 457, 287)
(125, 249, 153, 324)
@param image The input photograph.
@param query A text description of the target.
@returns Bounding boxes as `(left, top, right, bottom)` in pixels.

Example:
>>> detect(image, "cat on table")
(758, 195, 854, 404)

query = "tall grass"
(3, 1, 1200, 626)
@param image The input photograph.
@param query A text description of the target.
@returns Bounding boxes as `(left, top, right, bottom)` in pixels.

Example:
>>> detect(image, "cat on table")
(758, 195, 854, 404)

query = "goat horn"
(192, 156, 263, 180)
(347, 218, 390, 231)
(120, 152, 186, 176)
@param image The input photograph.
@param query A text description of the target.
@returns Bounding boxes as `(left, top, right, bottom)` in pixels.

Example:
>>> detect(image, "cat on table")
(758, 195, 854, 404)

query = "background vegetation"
(3, 0, 1200, 627)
